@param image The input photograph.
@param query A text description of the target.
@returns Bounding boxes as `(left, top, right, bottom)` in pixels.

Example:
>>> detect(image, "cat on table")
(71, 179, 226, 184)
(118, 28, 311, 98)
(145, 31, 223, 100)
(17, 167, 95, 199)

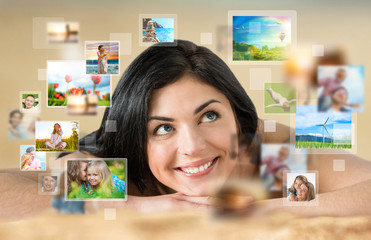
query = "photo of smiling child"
(21, 93, 40, 113)
(286, 172, 317, 202)
(67, 159, 126, 200)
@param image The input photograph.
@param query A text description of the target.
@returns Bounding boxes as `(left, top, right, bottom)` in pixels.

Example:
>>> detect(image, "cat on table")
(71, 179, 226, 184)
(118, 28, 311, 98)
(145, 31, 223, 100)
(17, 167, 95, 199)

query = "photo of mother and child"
(287, 175, 316, 202)
(67, 160, 126, 199)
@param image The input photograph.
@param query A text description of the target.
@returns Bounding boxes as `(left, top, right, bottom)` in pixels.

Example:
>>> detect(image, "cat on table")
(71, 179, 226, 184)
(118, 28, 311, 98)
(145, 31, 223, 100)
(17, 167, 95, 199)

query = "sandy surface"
(0, 209, 370, 240)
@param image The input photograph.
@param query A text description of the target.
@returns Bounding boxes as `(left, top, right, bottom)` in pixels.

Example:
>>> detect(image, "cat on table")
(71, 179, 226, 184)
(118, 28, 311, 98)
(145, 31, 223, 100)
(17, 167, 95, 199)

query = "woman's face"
(147, 76, 238, 196)
(43, 176, 56, 192)
(79, 162, 88, 181)
(294, 179, 303, 191)
(25, 96, 35, 109)
(10, 113, 22, 126)
(297, 184, 308, 201)
(54, 124, 60, 131)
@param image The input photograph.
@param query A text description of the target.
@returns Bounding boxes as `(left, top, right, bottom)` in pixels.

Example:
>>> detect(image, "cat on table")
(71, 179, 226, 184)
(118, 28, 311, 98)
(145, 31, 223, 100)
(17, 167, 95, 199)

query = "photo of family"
(260, 144, 307, 191)
(141, 17, 175, 43)
(66, 159, 126, 200)
(286, 172, 317, 202)
(35, 121, 79, 152)
(39, 174, 60, 195)
(20, 92, 40, 113)
(295, 105, 352, 149)
(47, 22, 79, 44)
(230, 11, 296, 63)
(47, 61, 111, 107)
(264, 83, 296, 113)
(20, 145, 46, 171)
(317, 66, 364, 112)
(8, 109, 39, 140)
(85, 41, 119, 75)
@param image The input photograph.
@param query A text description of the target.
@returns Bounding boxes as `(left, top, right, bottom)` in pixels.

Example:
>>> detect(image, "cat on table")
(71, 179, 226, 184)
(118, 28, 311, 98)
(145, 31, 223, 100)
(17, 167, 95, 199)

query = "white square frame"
(283, 170, 319, 206)
(20, 91, 41, 114)
(139, 14, 178, 47)
(228, 10, 297, 65)
(84, 41, 120, 76)
(65, 158, 127, 202)
(46, 60, 112, 108)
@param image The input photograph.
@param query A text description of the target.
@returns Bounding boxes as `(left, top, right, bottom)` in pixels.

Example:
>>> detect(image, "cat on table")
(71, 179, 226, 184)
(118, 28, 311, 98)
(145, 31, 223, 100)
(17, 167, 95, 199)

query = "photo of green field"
(232, 16, 292, 61)
(295, 106, 352, 149)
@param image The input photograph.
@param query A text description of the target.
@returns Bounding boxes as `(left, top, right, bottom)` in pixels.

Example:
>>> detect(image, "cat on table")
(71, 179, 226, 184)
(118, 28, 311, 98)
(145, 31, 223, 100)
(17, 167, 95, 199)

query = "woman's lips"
(175, 157, 218, 177)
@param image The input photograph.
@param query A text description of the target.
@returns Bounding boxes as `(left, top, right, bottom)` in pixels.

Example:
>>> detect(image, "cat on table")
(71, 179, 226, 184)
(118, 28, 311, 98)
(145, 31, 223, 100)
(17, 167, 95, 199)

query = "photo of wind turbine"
(295, 105, 352, 149)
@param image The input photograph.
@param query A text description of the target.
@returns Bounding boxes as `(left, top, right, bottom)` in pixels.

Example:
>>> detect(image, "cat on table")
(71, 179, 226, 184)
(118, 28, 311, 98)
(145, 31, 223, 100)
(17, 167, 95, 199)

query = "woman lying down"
(1, 40, 370, 218)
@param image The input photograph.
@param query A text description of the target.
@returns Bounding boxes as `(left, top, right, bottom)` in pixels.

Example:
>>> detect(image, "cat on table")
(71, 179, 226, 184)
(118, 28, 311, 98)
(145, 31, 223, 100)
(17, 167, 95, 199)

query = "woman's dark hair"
(79, 40, 258, 194)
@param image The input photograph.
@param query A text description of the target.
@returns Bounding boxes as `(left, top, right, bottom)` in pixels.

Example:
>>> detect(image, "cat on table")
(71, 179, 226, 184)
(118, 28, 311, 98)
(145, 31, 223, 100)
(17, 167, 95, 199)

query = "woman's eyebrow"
(148, 116, 174, 122)
(194, 99, 221, 114)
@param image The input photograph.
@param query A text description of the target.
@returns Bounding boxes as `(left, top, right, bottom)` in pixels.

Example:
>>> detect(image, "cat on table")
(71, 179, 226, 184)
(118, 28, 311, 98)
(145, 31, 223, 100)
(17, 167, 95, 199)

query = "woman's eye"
(201, 111, 218, 123)
(154, 124, 173, 135)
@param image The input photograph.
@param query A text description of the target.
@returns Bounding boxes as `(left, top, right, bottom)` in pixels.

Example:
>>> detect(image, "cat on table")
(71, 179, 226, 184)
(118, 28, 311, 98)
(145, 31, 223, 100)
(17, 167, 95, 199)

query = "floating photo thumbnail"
(35, 121, 79, 152)
(66, 159, 126, 201)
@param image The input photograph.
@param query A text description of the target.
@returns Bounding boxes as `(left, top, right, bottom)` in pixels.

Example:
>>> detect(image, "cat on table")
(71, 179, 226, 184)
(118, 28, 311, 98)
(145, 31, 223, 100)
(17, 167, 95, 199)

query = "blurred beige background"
(1, 0, 370, 168)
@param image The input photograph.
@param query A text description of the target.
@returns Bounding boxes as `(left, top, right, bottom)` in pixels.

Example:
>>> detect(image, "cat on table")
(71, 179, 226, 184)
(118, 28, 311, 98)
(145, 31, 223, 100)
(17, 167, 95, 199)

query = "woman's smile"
(175, 156, 219, 177)
(147, 75, 238, 196)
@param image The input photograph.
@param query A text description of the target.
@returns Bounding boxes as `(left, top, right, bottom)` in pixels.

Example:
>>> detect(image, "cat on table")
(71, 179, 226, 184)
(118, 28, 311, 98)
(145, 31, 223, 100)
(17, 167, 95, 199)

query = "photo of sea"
(142, 18, 174, 43)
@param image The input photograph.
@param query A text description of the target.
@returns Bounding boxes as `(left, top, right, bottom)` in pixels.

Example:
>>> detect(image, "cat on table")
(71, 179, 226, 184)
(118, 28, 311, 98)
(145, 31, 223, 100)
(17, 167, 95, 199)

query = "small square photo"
(20, 92, 40, 113)
(139, 14, 177, 46)
(20, 145, 46, 171)
(85, 41, 120, 75)
(39, 174, 60, 195)
(285, 172, 317, 204)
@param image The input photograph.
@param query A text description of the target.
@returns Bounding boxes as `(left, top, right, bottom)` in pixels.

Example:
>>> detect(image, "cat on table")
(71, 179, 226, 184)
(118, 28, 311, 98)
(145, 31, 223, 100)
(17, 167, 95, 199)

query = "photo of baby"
(20, 92, 40, 113)
(66, 159, 126, 200)
(35, 121, 79, 152)
(39, 174, 59, 195)
(286, 172, 317, 203)
(20, 145, 46, 171)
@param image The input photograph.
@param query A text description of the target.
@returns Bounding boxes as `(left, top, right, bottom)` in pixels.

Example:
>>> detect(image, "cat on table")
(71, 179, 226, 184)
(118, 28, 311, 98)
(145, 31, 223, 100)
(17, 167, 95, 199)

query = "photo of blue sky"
(296, 105, 352, 140)
(233, 16, 291, 49)
(318, 66, 364, 112)
(48, 61, 111, 96)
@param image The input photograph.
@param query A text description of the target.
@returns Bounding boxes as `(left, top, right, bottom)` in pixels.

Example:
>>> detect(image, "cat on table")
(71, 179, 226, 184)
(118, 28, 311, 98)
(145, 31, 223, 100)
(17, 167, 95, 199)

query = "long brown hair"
(52, 123, 62, 134)
(67, 160, 88, 192)
(301, 181, 315, 201)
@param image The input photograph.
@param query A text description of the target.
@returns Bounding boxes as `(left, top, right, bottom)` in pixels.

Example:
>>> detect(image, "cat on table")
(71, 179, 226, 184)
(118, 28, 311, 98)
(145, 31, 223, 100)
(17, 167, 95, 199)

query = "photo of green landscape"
(232, 16, 291, 61)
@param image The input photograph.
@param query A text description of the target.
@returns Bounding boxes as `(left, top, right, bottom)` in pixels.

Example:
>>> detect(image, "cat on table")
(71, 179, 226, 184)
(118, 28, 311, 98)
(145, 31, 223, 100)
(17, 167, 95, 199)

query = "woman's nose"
(177, 126, 206, 156)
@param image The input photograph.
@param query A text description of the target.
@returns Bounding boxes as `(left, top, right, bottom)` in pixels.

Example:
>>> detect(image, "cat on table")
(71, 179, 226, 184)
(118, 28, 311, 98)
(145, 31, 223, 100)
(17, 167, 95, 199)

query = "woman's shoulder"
(257, 119, 292, 144)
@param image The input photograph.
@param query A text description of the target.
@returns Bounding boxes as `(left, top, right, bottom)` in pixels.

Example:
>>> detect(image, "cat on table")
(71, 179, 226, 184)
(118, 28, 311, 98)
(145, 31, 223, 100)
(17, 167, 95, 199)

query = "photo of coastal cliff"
(232, 15, 292, 62)
(141, 18, 174, 43)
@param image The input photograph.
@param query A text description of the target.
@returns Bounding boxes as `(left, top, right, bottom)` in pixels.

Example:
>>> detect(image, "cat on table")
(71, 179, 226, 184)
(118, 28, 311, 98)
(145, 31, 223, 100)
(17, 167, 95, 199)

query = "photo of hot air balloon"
(229, 11, 296, 64)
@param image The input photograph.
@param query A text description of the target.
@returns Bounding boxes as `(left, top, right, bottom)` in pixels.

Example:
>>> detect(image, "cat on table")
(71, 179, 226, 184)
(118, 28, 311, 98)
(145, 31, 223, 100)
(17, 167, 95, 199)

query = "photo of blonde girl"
(20, 153, 35, 170)
(45, 123, 67, 150)
(67, 160, 125, 199)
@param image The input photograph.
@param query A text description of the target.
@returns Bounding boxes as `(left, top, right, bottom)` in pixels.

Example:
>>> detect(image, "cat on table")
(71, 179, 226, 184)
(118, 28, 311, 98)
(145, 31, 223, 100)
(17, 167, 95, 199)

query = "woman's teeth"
(180, 160, 213, 174)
